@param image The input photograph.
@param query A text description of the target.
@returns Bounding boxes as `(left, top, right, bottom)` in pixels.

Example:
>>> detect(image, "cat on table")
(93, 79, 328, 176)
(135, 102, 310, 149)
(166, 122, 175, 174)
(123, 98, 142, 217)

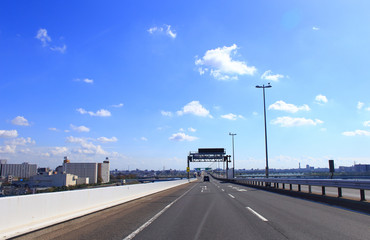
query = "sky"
(1, 0, 370, 171)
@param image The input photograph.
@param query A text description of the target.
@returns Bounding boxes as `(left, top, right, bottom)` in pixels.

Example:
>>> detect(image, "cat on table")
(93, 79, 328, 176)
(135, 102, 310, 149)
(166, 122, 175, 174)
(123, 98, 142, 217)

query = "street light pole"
(229, 132, 236, 178)
(256, 83, 272, 178)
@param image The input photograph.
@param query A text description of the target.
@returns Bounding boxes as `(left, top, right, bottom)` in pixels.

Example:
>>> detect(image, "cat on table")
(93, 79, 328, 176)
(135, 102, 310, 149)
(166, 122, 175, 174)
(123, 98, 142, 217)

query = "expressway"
(14, 176, 370, 240)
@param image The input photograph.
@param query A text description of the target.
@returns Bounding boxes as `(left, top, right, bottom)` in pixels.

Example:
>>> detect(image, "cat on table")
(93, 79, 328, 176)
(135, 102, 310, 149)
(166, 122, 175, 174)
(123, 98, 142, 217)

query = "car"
(203, 176, 210, 182)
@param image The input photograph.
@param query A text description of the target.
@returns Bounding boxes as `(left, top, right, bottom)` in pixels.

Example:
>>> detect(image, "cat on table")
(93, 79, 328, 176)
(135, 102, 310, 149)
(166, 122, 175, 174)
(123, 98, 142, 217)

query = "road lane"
(217, 179, 370, 240)
(133, 179, 288, 240)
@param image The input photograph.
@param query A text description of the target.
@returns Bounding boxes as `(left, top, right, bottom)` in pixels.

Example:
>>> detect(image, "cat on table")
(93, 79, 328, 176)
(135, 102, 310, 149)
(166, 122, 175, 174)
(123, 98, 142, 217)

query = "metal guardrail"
(212, 174, 370, 201)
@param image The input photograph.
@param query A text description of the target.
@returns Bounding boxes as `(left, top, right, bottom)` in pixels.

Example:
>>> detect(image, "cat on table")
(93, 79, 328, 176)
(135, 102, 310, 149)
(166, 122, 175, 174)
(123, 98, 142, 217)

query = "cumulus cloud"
(221, 113, 244, 120)
(70, 124, 90, 132)
(148, 24, 176, 39)
(268, 101, 310, 113)
(357, 101, 364, 110)
(50, 44, 67, 53)
(35, 28, 51, 46)
(271, 116, 323, 127)
(50, 146, 69, 156)
(312, 27, 320, 31)
(0, 130, 18, 138)
(66, 136, 107, 155)
(169, 132, 198, 142)
(261, 70, 284, 82)
(140, 137, 148, 141)
(35, 28, 66, 53)
(195, 44, 256, 80)
(177, 101, 212, 118)
(5, 137, 35, 146)
(11, 116, 30, 126)
(97, 136, 118, 143)
(0, 145, 16, 154)
(342, 130, 370, 136)
(77, 108, 111, 117)
(188, 127, 196, 132)
(315, 94, 328, 104)
(111, 103, 124, 108)
(49, 127, 58, 131)
(364, 121, 370, 127)
(161, 111, 173, 117)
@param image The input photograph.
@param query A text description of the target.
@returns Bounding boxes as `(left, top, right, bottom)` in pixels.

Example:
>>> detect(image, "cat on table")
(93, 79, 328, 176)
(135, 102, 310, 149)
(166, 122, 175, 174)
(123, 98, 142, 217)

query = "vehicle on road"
(203, 176, 209, 182)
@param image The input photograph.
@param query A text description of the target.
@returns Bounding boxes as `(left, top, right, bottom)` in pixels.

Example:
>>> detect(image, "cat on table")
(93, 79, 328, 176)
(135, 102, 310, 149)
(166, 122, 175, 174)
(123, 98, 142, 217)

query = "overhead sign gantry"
(187, 148, 231, 179)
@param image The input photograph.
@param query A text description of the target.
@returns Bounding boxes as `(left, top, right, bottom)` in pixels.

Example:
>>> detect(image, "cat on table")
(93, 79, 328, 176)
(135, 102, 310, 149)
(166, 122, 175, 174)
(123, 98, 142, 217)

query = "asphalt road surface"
(14, 177, 370, 240)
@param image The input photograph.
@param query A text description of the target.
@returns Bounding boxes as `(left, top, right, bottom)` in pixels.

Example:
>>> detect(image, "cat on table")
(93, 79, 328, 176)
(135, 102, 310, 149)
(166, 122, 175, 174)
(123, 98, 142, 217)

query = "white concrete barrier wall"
(0, 179, 193, 239)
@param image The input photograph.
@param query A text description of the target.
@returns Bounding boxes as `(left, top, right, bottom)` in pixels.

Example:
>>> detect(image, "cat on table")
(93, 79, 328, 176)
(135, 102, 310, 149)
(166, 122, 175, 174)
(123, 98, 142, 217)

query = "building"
(98, 158, 110, 183)
(62, 157, 110, 184)
(28, 173, 78, 187)
(0, 162, 37, 179)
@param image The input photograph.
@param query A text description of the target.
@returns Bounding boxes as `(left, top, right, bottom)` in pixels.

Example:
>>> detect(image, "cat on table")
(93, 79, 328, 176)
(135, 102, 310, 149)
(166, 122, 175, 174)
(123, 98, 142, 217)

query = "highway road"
(14, 176, 370, 240)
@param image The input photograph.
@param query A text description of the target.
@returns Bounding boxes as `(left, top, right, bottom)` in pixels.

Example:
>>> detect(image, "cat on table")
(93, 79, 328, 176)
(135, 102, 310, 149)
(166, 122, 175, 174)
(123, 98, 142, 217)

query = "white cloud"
(363, 121, 370, 127)
(11, 116, 30, 126)
(342, 130, 370, 136)
(312, 27, 320, 31)
(179, 128, 185, 132)
(161, 111, 173, 117)
(221, 113, 244, 120)
(0, 130, 18, 138)
(148, 24, 176, 39)
(188, 127, 196, 132)
(83, 78, 93, 84)
(169, 132, 198, 142)
(50, 44, 66, 53)
(357, 101, 364, 110)
(36, 28, 66, 53)
(77, 108, 111, 117)
(49, 127, 58, 131)
(50, 146, 68, 156)
(268, 100, 310, 113)
(5, 137, 35, 146)
(66, 136, 107, 155)
(165, 25, 177, 39)
(0, 145, 16, 154)
(315, 94, 328, 104)
(140, 137, 148, 141)
(177, 101, 212, 118)
(195, 44, 256, 80)
(70, 124, 90, 132)
(111, 103, 124, 108)
(35, 28, 51, 46)
(271, 116, 323, 127)
(261, 70, 284, 82)
(97, 136, 118, 143)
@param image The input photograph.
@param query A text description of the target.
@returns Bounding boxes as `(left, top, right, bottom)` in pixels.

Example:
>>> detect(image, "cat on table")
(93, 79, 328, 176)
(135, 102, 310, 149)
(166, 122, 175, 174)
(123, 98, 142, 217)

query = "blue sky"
(1, 0, 370, 170)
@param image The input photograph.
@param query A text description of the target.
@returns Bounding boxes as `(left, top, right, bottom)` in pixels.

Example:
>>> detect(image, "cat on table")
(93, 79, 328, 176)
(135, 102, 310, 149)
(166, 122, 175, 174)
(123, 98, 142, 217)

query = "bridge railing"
(211, 174, 370, 201)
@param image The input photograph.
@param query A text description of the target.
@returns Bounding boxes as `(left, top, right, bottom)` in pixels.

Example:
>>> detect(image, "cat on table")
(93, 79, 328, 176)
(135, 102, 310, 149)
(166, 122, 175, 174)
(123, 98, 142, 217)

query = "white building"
(28, 173, 78, 187)
(62, 157, 110, 184)
(0, 162, 37, 179)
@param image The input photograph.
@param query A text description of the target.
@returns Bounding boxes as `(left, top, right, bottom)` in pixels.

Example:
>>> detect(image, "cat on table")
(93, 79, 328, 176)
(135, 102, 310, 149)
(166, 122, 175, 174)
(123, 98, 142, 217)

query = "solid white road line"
(228, 194, 235, 199)
(246, 207, 268, 222)
(123, 183, 197, 240)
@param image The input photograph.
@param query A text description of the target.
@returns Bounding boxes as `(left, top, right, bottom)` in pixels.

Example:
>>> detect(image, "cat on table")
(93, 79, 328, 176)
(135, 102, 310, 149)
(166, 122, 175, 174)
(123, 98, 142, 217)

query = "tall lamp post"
(229, 132, 236, 178)
(256, 83, 272, 178)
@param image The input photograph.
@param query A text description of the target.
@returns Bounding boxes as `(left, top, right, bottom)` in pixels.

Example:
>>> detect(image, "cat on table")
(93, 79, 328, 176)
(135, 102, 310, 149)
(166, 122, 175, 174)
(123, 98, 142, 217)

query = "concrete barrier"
(0, 179, 193, 239)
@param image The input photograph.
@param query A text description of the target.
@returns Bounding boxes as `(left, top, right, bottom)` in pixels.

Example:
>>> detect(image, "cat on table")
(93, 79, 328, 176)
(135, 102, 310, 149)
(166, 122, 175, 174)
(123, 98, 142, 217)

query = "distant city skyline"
(1, 1, 370, 170)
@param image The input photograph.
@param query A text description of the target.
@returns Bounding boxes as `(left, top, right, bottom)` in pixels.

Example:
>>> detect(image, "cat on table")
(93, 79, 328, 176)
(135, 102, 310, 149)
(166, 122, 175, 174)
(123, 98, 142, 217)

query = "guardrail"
(0, 179, 193, 239)
(211, 174, 370, 201)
